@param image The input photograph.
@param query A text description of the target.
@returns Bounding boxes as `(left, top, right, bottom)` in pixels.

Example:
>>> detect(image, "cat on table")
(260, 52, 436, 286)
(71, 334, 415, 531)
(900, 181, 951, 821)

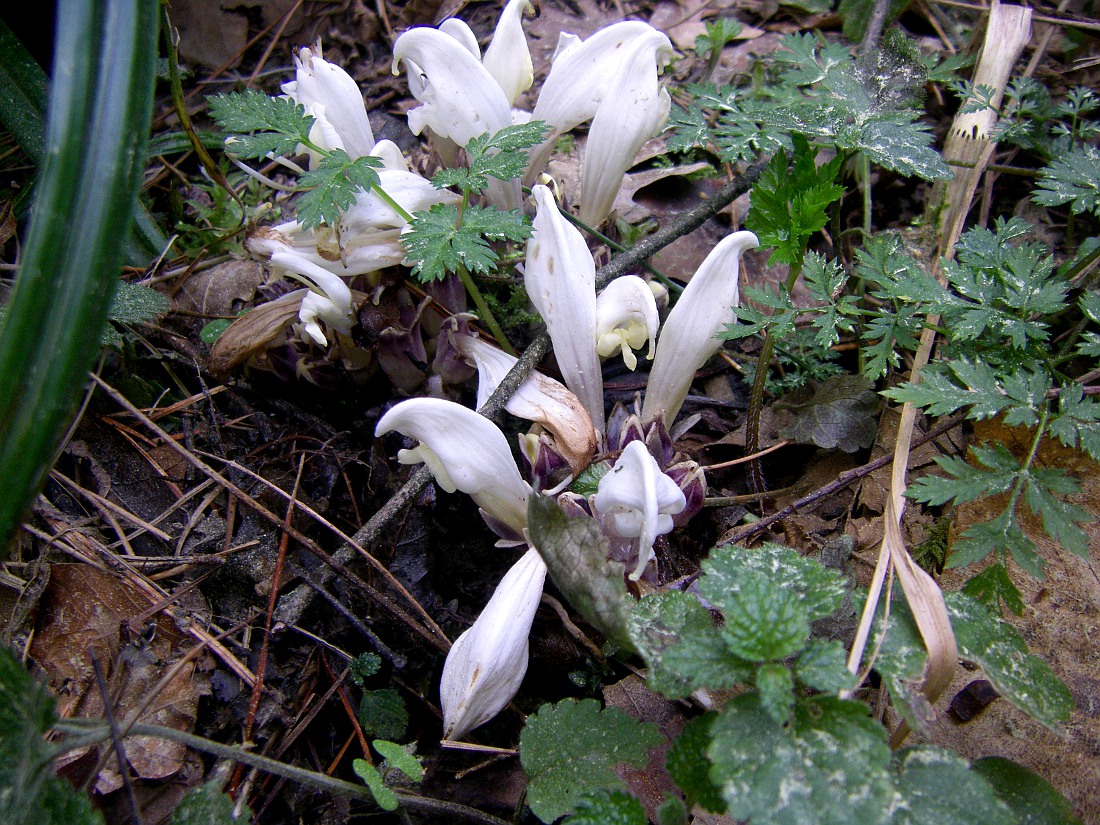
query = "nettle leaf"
(358, 688, 408, 741)
(945, 591, 1074, 731)
(708, 693, 897, 825)
(776, 373, 879, 452)
(528, 495, 635, 651)
(520, 699, 662, 823)
(563, 790, 647, 825)
(756, 662, 795, 723)
(666, 714, 725, 814)
(296, 150, 383, 230)
(403, 203, 531, 284)
(1033, 145, 1100, 216)
(353, 759, 398, 812)
(170, 781, 249, 825)
(700, 543, 848, 624)
(0, 649, 103, 825)
(973, 757, 1084, 825)
(795, 638, 858, 693)
(718, 571, 810, 662)
(628, 591, 750, 698)
(963, 563, 1026, 616)
(893, 747, 1014, 825)
(207, 90, 313, 159)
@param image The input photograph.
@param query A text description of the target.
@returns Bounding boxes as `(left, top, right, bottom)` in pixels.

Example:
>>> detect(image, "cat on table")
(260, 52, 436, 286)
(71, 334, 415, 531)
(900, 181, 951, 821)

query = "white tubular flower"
(525, 185, 605, 438)
(595, 275, 660, 371)
(641, 231, 760, 425)
(370, 139, 410, 172)
(594, 441, 685, 581)
(482, 0, 534, 107)
(441, 547, 547, 740)
(250, 225, 405, 278)
(375, 398, 531, 534)
(528, 22, 673, 225)
(459, 336, 596, 476)
(282, 46, 376, 163)
(339, 169, 460, 237)
(270, 250, 355, 346)
(392, 28, 513, 151)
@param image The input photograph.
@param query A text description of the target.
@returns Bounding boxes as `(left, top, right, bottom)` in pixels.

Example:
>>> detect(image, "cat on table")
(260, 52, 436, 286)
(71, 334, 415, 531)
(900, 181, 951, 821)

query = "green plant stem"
(53, 720, 510, 825)
(996, 408, 1049, 561)
(457, 262, 517, 354)
(745, 255, 805, 494)
(858, 152, 873, 238)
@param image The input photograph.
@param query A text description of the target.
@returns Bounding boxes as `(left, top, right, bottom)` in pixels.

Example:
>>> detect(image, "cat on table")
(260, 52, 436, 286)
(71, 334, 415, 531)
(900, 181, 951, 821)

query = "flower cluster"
(376, 184, 757, 739)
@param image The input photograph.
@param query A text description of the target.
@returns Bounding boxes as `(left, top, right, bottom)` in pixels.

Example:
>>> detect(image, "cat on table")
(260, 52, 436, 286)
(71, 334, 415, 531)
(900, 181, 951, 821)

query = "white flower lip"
(594, 440, 685, 580)
(525, 185, 605, 438)
(528, 22, 673, 226)
(282, 46, 376, 161)
(269, 250, 355, 346)
(595, 275, 660, 371)
(375, 397, 531, 533)
(440, 547, 547, 740)
(482, 0, 535, 107)
(641, 230, 760, 425)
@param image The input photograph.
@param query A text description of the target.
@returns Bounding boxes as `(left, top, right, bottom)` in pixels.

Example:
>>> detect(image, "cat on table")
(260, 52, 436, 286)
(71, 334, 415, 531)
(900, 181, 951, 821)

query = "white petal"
(392, 28, 513, 149)
(339, 169, 459, 237)
(642, 231, 759, 425)
(482, 0, 534, 106)
(284, 47, 375, 159)
(440, 548, 547, 739)
(594, 275, 660, 370)
(375, 398, 530, 533)
(438, 18, 481, 59)
(594, 441, 684, 580)
(459, 337, 596, 475)
(298, 290, 351, 346)
(370, 139, 410, 172)
(270, 250, 352, 309)
(525, 186, 605, 438)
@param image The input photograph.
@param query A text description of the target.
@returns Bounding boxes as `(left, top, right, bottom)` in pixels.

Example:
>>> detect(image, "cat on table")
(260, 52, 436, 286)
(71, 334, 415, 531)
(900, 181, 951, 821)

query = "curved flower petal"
(595, 275, 659, 371)
(642, 231, 759, 425)
(269, 249, 355, 345)
(593, 441, 685, 580)
(525, 185, 605, 438)
(282, 46, 375, 160)
(459, 336, 596, 476)
(441, 547, 547, 739)
(298, 290, 349, 347)
(438, 18, 481, 59)
(375, 398, 530, 533)
(482, 0, 534, 107)
(392, 28, 513, 150)
(339, 168, 460, 238)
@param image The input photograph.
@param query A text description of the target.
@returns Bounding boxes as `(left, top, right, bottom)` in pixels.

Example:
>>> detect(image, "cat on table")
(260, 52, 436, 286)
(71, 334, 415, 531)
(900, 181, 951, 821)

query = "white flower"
(440, 547, 547, 740)
(375, 398, 531, 534)
(269, 250, 355, 347)
(641, 230, 759, 425)
(525, 185, 605, 439)
(594, 275, 659, 371)
(338, 168, 461, 239)
(282, 46, 375, 165)
(593, 441, 685, 580)
(482, 0, 535, 107)
(458, 335, 596, 476)
(528, 22, 673, 226)
(249, 224, 405, 279)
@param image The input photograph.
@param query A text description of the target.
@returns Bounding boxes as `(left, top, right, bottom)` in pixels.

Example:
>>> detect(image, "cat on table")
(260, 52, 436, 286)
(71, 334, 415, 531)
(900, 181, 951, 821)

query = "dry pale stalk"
(933, 0, 1033, 248)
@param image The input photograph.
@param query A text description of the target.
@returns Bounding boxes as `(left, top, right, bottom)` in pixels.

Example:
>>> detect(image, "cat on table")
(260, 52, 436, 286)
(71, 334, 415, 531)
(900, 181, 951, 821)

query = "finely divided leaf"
(520, 699, 662, 823)
(296, 151, 383, 229)
(403, 204, 530, 284)
(207, 90, 313, 159)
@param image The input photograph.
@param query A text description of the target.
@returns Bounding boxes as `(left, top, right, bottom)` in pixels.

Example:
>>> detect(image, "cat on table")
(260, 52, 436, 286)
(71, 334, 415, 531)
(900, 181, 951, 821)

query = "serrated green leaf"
(521, 699, 662, 823)
(0, 649, 103, 825)
(1049, 383, 1100, 462)
(440, 121, 550, 194)
(719, 572, 810, 661)
(630, 591, 722, 698)
(948, 509, 1044, 576)
(352, 759, 398, 811)
(349, 652, 382, 686)
(563, 790, 648, 825)
(207, 90, 313, 159)
(973, 757, 1083, 825)
(1033, 145, 1100, 216)
(528, 495, 635, 651)
(358, 689, 407, 741)
(699, 543, 848, 624)
(660, 629, 755, 695)
(403, 203, 531, 283)
(108, 281, 170, 325)
(756, 663, 795, 723)
(945, 592, 1074, 731)
(708, 694, 896, 825)
(170, 780, 250, 825)
(906, 448, 1020, 508)
(795, 639, 858, 693)
(373, 740, 422, 783)
(776, 374, 879, 452)
(295, 150, 382, 229)
(893, 747, 1014, 825)
(666, 714, 725, 813)
(1023, 477, 1091, 558)
(963, 563, 1025, 616)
